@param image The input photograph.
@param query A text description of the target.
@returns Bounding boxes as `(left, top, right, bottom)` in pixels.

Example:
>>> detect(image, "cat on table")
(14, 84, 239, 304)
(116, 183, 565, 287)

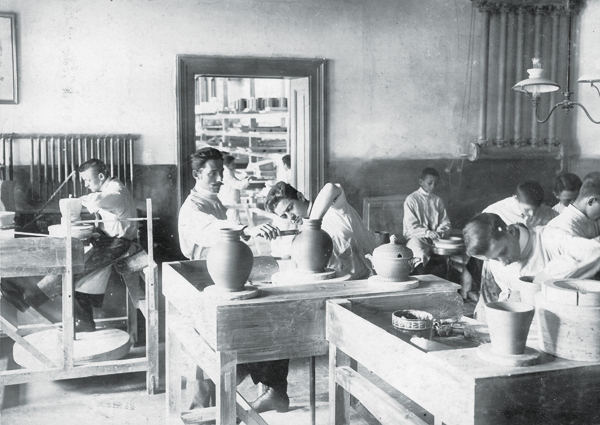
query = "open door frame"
(176, 55, 326, 206)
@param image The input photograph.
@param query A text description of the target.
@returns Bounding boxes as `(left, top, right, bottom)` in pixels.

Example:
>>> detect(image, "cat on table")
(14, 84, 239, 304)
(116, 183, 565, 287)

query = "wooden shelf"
(196, 111, 288, 118)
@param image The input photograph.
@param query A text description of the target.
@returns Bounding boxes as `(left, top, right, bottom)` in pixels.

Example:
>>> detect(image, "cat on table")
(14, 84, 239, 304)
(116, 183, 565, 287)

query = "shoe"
(250, 387, 289, 413)
(75, 318, 96, 333)
(1, 281, 30, 312)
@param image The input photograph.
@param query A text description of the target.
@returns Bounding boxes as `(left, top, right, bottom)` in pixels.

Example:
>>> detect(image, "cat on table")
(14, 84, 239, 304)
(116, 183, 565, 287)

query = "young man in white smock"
(265, 181, 377, 280)
(403, 167, 451, 274)
(178, 147, 289, 414)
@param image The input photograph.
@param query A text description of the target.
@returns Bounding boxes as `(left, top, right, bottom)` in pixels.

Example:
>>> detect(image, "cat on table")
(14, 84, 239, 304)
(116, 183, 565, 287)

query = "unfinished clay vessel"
(291, 219, 333, 273)
(485, 301, 534, 355)
(365, 235, 420, 282)
(207, 228, 254, 292)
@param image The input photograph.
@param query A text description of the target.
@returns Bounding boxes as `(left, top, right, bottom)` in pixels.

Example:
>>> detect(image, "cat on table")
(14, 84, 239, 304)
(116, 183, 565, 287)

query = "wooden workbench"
(0, 199, 159, 396)
(163, 259, 464, 424)
(326, 296, 600, 425)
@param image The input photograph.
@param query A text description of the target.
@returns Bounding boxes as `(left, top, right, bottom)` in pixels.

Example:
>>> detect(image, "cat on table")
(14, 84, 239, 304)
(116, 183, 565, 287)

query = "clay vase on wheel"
(207, 228, 254, 292)
(291, 219, 333, 273)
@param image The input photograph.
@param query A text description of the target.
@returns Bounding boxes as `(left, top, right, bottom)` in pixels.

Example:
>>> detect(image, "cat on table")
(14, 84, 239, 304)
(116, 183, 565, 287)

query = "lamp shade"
(512, 67, 560, 96)
(578, 74, 600, 84)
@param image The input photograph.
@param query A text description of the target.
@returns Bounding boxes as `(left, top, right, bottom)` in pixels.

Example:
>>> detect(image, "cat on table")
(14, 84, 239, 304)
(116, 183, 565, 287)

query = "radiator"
(0, 134, 138, 202)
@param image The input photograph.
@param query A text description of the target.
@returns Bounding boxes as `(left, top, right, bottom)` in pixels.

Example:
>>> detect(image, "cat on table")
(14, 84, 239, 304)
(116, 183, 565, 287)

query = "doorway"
(176, 56, 327, 207)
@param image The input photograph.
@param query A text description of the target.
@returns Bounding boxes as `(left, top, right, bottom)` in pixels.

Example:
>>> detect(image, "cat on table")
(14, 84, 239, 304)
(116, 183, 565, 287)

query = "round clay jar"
(207, 228, 254, 292)
(366, 237, 417, 281)
(291, 218, 333, 273)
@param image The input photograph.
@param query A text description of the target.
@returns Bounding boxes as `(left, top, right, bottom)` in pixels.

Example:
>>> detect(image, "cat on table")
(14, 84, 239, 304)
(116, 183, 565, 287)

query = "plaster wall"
(0, 0, 478, 166)
(576, 0, 600, 158)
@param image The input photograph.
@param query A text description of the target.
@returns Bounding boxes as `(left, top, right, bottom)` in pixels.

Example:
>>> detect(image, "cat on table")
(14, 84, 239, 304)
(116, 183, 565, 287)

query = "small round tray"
(392, 309, 433, 331)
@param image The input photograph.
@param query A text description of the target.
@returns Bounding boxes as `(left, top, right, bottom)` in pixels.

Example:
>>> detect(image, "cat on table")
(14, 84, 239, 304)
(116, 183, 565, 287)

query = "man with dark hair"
(403, 167, 451, 273)
(546, 178, 600, 240)
(483, 180, 558, 228)
(178, 147, 288, 414)
(4, 158, 139, 332)
(178, 147, 277, 260)
(463, 212, 600, 319)
(265, 181, 377, 280)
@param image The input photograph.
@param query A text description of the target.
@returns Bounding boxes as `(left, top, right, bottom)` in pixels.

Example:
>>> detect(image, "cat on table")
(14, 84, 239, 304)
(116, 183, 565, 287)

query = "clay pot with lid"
(365, 235, 420, 282)
(291, 219, 333, 273)
(207, 228, 254, 292)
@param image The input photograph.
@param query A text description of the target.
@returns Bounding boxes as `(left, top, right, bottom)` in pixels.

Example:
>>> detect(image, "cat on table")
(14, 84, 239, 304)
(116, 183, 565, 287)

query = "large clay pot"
(291, 219, 333, 273)
(207, 228, 254, 292)
(485, 301, 534, 355)
(365, 235, 420, 282)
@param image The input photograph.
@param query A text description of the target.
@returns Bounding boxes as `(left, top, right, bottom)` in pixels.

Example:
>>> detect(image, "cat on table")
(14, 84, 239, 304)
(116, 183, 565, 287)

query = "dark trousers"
(38, 234, 132, 299)
(238, 359, 289, 392)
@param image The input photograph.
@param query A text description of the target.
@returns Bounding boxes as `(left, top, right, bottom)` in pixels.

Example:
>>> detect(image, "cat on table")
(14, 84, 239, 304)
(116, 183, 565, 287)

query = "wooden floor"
(2, 335, 430, 425)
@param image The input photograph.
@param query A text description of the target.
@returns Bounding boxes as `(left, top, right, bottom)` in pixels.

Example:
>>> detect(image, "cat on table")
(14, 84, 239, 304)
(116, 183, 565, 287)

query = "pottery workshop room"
(3, 0, 600, 424)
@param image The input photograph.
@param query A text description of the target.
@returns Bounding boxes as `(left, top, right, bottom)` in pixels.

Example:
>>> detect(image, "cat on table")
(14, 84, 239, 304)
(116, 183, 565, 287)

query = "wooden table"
(327, 296, 600, 425)
(163, 259, 464, 425)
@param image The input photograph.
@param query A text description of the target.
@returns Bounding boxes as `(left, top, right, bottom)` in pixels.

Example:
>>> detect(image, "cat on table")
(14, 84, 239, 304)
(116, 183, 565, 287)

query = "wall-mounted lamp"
(512, 7, 600, 124)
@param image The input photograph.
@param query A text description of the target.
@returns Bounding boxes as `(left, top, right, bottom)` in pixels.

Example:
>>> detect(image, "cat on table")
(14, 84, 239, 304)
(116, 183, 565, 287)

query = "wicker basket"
(392, 310, 433, 331)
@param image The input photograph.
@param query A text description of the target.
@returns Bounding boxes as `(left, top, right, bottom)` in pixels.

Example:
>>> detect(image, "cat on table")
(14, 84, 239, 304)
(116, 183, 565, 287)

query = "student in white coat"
(403, 167, 451, 274)
(551, 173, 582, 214)
(265, 181, 377, 280)
(178, 147, 289, 414)
(463, 212, 600, 320)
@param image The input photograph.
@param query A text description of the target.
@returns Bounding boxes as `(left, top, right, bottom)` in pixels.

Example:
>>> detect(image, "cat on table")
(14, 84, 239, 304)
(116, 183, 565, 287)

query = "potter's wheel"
(272, 268, 351, 285)
(477, 344, 542, 367)
(203, 283, 259, 300)
(368, 275, 419, 291)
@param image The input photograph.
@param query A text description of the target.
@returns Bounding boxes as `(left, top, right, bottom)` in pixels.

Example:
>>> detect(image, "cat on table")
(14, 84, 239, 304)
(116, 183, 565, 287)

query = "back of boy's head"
(462, 213, 507, 256)
(554, 173, 582, 194)
(421, 167, 439, 180)
(515, 181, 544, 207)
(282, 154, 291, 169)
(223, 155, 236, 167)
(79, 158, 108, 176)
(190, 147, 223, 172)
(265, 181, 301, 214)
(578, 179, 600, 200)
(583, 171, 600, 183)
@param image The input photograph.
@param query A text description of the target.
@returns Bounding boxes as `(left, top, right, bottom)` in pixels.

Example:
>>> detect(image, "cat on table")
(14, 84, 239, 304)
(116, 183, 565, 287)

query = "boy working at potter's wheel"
(265, 181, 377, 280)
(1, 159, 138, 333)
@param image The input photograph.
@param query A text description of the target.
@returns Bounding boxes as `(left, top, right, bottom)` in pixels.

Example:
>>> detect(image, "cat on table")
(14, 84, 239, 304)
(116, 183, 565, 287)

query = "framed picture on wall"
(0, 12, 18, 104)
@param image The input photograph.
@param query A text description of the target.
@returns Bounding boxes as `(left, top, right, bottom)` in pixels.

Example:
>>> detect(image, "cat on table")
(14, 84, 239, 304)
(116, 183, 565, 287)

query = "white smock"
(553, 202, 565, 214)
(403, 187, 451, 266)
(483, 196, 558, 228)
(77, 178, 139, 294)
(545, 204, 600, 240)
(489, 223, 600, 302)
(321, 184, 377, 280)
(179, 186, 242, 260)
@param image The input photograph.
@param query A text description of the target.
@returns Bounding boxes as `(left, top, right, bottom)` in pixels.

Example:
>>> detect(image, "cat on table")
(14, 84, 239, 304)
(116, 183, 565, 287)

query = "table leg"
(166, 302, 183, 424)
(309, 356, 316, 425)
(216, 351, 237, 425)
(329, 344, 352, 425)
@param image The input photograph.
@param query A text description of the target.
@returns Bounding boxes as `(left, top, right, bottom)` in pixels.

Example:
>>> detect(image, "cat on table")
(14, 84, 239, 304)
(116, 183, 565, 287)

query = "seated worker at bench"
(463, 212, 600, 320)
(2, 159, 138, 333)
(265, 181, 377, 280)
(178, 147, 288, 414)
(403, 167, 451, 274)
